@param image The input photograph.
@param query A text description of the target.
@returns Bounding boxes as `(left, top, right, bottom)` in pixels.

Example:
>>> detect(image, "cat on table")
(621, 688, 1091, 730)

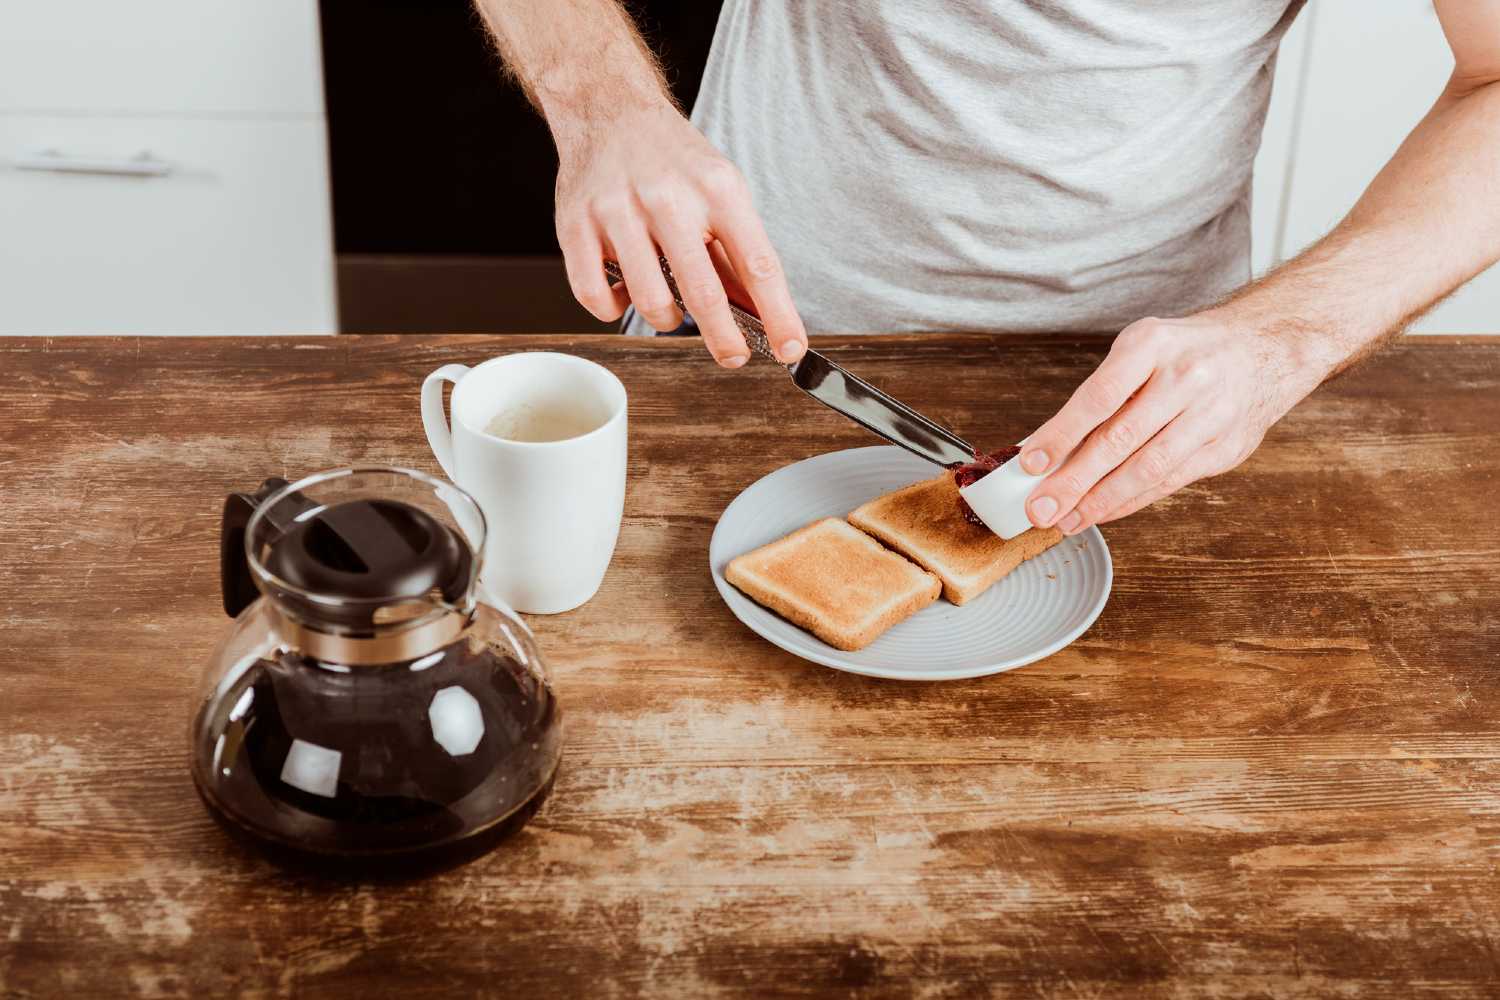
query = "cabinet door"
(1278, 0, 1496, 333)
(0, 115, 335, 335)
(0, 0, 323, 115)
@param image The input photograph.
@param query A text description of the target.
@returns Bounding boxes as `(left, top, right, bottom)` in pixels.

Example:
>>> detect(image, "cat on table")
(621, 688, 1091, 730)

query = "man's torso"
(671, 0, 1302, 335)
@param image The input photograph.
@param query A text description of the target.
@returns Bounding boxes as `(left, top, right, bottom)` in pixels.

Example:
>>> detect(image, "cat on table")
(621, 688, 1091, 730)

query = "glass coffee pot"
(190, 467, 563, 874)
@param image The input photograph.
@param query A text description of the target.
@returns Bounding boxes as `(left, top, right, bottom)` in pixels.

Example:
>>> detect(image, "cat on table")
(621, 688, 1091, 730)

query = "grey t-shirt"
(631, 0, 1302, 336)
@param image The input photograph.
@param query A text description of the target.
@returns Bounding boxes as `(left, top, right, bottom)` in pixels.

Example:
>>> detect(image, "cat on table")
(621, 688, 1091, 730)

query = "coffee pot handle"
(421, 364, 471, 481)
(219, 478, 317, 618)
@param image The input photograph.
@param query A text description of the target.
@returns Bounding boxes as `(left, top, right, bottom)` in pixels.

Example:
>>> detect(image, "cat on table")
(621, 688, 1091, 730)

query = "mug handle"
(421, 364, 471, 479)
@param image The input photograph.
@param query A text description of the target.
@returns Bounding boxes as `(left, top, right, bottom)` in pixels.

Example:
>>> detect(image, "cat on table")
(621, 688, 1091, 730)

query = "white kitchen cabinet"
(1252, 0, 1498, 333)
(0, 1, 335, 335)
(0, 0, 324, 116)
(0, 115, 335, 335)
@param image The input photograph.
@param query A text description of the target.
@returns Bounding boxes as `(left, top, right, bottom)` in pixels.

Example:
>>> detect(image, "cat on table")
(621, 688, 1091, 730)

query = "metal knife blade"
(786, 350, 975, 466)
(604, 258, 975, 467)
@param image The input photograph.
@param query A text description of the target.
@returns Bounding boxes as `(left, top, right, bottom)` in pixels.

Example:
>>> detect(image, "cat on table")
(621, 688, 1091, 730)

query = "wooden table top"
(2, 333, 1498, 998)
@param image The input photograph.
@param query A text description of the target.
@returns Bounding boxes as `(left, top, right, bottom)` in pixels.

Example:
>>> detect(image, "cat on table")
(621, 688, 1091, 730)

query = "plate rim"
(708, 445, 1113, 681)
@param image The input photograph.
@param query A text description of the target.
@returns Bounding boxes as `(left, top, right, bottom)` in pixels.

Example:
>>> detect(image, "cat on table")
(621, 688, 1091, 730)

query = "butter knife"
(605, 258, 974, 467)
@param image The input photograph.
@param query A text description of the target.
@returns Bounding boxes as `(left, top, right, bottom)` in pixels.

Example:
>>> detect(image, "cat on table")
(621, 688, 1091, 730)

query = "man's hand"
(1024, 0, 1500, 533)
(1020, 310, 1324, 535)
(553, 104, 807, 367)
(472, 0, 805, 368)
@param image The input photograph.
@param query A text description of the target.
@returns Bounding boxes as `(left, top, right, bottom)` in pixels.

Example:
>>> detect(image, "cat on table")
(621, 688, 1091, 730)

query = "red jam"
(951, 446, 1020, 526)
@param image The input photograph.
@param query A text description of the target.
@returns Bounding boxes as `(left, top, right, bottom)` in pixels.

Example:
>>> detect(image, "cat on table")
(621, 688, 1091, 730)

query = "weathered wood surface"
(1, 333, 1498, 998)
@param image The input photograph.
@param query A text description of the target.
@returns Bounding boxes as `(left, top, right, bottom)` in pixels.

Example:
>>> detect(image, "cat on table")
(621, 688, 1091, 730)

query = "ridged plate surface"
(709, 446, 1112, 681)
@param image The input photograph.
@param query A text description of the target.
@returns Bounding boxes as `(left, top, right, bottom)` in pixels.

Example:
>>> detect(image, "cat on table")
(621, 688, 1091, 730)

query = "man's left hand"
(1019, 310, 1324, 534)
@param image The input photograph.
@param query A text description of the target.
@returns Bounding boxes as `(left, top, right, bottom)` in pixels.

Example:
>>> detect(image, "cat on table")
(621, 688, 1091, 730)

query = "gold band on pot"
(273, 610, 470, 666)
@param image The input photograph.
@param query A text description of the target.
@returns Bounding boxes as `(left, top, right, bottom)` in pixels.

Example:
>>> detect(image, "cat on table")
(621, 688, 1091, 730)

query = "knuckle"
(587, 192, 631, 223)
(682, 277, 727, 308)
(1137, 447, 1174, 482)
(637, 182, 685, 218)
(555, 213, 590, 245)
(1100, 421, 1136, 456)
(1081, 374, 1122, 412)
(1077, 494, 1112, 523)
(742, 250, 782, 283)
(1173, 359, 1215, 387)
(634, 295, 677, 320)
(698, 157, 745, 198)
(1051, 472, 1089, 501)
(1119, 317, 1165, 348)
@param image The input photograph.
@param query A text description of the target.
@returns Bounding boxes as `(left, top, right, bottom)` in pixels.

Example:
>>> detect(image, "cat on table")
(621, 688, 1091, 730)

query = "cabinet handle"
(13, 149, 175, 177)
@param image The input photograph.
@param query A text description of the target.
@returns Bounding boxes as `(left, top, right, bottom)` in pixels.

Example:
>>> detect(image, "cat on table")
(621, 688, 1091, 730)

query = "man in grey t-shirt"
(477, 0, 1500, 535)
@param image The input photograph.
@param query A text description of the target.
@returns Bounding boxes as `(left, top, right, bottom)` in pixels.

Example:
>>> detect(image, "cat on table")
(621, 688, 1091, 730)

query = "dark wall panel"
(319, 1, 724, 257)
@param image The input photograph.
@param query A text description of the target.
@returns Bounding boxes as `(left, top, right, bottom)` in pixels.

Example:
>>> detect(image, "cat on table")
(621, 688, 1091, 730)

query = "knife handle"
(604, 257, 785, 366)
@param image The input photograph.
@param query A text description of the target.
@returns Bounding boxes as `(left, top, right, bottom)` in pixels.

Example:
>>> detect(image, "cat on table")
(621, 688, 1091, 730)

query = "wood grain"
(1, 333, 1498, 998)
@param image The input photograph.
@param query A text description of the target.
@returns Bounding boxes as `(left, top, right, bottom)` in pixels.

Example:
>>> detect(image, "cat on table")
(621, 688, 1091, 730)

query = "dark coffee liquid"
(191, 639, 561, 877)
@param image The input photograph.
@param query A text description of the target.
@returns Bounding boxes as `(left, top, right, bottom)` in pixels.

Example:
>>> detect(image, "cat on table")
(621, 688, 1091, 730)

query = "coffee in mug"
(421, 352, 627, 614)
(483, 403, 605, 444)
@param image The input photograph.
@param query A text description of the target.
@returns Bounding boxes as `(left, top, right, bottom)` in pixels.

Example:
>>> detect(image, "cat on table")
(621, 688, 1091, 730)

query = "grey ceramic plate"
(709, 446, 1112, 681)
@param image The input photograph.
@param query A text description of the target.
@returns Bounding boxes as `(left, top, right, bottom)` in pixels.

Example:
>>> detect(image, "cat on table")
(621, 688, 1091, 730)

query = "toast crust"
(848, 474, 1064, 605)
(725, 518, 940, 650)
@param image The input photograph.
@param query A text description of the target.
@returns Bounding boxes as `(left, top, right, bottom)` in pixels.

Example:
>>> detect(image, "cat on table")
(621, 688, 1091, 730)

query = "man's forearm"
(1218, 71, 1500, 383)
(471, 0, 810, 364)
(473, 0, 673, 152)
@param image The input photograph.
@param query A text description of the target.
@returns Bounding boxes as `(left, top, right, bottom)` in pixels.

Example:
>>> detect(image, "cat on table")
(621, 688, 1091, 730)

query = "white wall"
(1252, 0, 1498, 333)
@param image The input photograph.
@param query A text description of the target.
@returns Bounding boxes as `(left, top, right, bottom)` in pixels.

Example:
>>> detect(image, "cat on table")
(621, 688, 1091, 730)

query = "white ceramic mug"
(421, 352, 627, 614)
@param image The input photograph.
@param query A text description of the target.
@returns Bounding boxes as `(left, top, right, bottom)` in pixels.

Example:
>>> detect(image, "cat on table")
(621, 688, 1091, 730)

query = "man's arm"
(1019, 0, 1500, 535)
(473, 0, 806, 366)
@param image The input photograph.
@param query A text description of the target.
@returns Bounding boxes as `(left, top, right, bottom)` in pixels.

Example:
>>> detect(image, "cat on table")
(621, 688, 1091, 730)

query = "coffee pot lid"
(264, 499, 471, 610)
(223, 476, 476, 633)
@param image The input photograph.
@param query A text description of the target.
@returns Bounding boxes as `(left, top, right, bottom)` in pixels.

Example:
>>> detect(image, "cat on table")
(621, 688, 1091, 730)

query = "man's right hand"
(553, 104, 807, 368)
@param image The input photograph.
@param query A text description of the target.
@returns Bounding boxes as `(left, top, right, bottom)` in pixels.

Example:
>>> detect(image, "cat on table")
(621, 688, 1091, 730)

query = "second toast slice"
(848, 474, 1064, 605)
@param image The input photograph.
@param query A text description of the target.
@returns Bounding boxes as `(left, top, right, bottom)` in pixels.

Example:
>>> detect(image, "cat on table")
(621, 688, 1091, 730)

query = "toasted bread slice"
(725, 517, 940, 650)
(848, 474, 1064, 605)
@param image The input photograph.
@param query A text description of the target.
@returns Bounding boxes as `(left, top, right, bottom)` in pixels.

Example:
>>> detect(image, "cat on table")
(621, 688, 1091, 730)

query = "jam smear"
(950, 446, 1021, 526)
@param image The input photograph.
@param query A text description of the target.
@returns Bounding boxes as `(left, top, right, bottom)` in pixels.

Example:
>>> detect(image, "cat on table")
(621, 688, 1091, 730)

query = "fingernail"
(1030, 496, 1058, 525)
(723, 354, 749, 369)
(779, 340, 805, 364)
(1059, 511, 1083, 534)
(1022, 449, 1049, 475)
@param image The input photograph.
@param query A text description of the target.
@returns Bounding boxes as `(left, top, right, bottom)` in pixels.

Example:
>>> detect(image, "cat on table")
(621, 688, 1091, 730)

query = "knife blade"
(604, 258, 975, 467)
